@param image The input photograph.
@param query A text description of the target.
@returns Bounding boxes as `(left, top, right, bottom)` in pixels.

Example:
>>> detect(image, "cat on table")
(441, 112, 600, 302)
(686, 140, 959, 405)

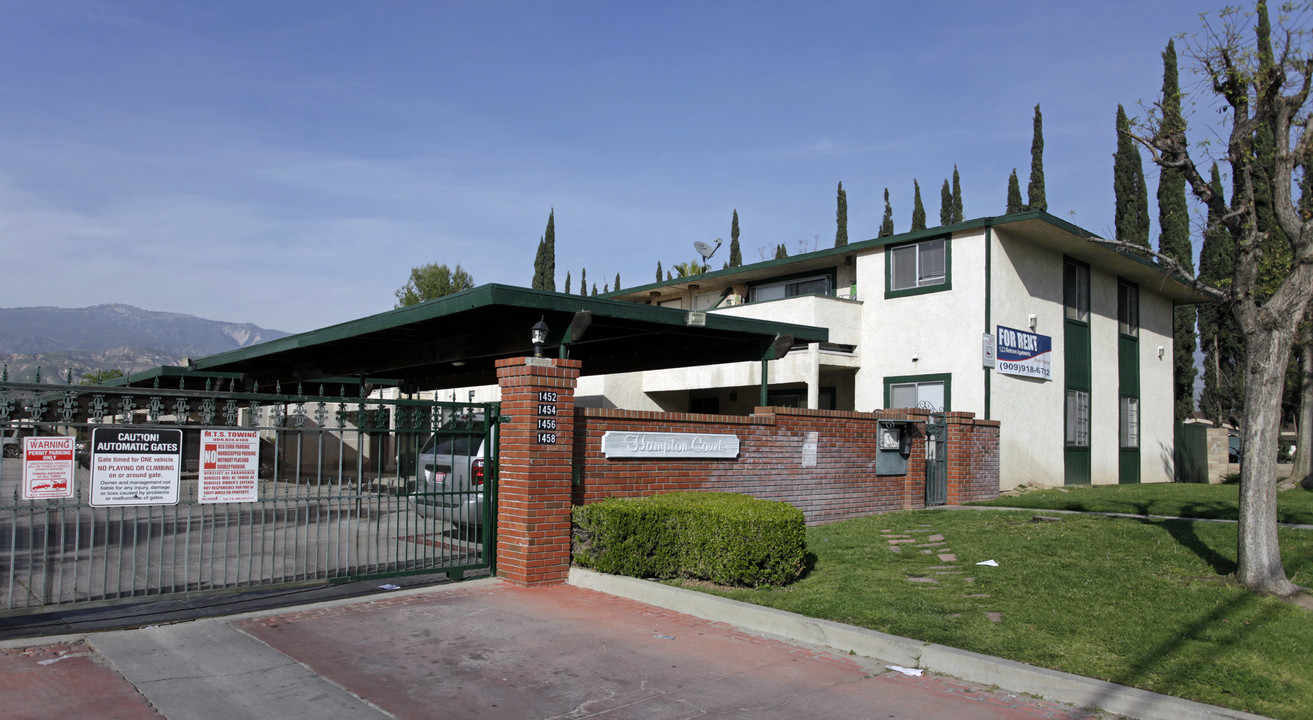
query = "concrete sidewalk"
(0, 572, 1272, 720)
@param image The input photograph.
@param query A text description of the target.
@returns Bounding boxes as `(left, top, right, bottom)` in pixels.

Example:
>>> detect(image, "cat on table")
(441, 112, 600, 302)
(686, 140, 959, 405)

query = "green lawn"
(968, 482, 1313, 525)
(674, 507, 1313, 720)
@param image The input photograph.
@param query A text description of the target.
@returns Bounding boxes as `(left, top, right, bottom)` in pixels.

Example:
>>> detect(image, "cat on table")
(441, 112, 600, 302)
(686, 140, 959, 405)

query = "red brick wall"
(570, 406, 1000, 525)
(944, 412, 1002, 505)
(494, 357, 580, 585)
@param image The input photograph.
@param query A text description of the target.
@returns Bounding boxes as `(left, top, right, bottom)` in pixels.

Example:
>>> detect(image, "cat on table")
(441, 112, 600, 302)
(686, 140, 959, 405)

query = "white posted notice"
(198, 429, 260, 504)
(90, 427, 182, 507)
(22, 436, 76, 500)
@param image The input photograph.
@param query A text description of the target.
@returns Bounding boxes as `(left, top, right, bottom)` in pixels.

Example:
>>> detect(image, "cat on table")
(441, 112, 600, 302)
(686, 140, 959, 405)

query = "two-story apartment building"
(589, 211, 1211, 489)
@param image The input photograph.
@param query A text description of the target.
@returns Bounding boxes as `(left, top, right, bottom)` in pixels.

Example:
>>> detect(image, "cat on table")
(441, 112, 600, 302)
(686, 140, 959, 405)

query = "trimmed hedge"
(572, 492, 806, 587)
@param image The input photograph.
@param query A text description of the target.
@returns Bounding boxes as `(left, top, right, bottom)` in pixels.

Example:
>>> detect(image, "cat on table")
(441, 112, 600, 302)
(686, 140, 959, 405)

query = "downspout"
(984, 221, 994, 421)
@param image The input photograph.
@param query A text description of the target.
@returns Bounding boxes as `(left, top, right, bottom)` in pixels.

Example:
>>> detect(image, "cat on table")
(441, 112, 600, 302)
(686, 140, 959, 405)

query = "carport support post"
(494, 357, 581, 585)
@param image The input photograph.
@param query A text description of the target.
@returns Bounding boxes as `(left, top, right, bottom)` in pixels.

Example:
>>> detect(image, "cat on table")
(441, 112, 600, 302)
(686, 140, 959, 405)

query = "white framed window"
(888, 380, 945, 411)
(1066, 389, 1090, 447)
(1120, 396, 1140, 448)
(750, 274, 832, 303)
(889, 238, 947, 292)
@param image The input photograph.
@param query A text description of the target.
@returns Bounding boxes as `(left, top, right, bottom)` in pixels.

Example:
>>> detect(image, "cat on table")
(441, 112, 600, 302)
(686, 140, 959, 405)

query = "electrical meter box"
(875, 420, 915, 475)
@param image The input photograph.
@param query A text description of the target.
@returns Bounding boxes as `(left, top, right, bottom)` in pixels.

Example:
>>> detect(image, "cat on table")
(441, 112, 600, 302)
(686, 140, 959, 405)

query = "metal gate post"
(925, 412, 948, 507)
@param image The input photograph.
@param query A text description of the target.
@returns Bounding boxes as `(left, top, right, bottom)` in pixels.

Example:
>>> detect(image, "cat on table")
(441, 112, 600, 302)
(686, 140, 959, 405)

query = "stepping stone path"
(884, 526, 1000, 624)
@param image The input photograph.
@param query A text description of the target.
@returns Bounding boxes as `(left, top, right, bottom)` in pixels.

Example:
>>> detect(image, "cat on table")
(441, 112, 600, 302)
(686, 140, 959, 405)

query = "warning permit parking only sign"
(22, 436, 76, 500)
(90, 427, 183, 507)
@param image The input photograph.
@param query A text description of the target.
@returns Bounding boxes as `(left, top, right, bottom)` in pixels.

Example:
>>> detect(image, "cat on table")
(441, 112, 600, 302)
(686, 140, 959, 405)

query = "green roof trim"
(605, 210, 1209, 303)
(194, 284, 826, 372)
(169, 283, 827, 391)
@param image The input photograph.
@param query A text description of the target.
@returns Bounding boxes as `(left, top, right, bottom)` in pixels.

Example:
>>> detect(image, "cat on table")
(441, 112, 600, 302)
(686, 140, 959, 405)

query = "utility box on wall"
(875, 420, 915, 475)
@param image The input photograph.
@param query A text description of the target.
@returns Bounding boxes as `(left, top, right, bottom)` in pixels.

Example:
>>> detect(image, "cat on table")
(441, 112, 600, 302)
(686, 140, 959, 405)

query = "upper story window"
(1118, 280, 1139, 336)
(1064, 259, 1090, 323)
(750, 273, 832, 303)
(886, 237, 949, 297)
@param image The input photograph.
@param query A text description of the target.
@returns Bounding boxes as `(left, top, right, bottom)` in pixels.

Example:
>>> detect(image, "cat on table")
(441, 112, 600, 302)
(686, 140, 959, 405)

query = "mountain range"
(0, 304, 289, 383)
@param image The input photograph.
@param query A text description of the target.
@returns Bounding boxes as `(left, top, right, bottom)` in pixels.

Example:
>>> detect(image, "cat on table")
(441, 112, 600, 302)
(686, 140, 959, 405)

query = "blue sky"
(0, 1, 1242, 333)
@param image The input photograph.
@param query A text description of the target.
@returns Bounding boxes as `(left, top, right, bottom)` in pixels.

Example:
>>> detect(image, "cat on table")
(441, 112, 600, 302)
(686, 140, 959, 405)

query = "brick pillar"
(942, 412, 1000, 504)
(494, 356, 581, 585)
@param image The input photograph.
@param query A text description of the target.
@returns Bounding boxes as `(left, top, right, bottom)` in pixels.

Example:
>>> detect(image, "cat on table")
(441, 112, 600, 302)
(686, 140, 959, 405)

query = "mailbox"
(876, 420, 916, 475)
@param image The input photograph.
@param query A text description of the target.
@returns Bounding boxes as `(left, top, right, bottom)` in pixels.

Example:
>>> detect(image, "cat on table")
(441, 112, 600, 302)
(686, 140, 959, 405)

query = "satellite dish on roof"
(694, 238, 722, 261)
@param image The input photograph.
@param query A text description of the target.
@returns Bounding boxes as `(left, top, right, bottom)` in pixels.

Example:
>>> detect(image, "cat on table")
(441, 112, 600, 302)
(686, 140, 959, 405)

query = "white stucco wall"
(989, 228, 1067, 488)
(854, 228, 988, 413)
(986, 227, 1177, 488)
(1088, 263, 1121, 485)
(1138, 290, 1175, 483)
(569, 220, 1184, 491)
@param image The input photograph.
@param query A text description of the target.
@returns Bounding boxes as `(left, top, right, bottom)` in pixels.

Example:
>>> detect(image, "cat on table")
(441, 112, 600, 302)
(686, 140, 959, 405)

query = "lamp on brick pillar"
(531, 317, 550, 358)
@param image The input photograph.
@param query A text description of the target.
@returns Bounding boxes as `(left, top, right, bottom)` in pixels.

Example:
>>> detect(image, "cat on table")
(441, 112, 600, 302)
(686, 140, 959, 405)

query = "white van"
(408, 418, 493, 530)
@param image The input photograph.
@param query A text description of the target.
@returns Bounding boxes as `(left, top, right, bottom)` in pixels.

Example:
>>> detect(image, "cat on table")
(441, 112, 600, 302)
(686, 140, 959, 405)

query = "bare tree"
(1131, 3, 1313, 596)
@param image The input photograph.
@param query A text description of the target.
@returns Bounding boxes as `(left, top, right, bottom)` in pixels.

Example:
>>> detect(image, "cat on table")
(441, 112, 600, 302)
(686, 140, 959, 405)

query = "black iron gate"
(925, 411, 947, 507)
(0, 380, 497, 615)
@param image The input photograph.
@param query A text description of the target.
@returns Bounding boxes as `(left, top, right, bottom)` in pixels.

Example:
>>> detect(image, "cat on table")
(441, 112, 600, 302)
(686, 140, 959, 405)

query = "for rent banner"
(995, 325, 1052, 381)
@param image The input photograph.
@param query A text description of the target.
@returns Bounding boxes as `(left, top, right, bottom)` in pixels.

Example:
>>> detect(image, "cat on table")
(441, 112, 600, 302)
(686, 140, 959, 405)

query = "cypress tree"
(655, 261, 662, 283)
(1198, 163, 1243, 425)
(951, 165, 963, 223)
(1027, 104, 1047, 212)
(579, 268, 587, 297)
(835, 182, 848, 247)
(614, 273, 620, 291)
(911, 180, 926, 231)
(531, 237, 546, 289)
(774, 244, 788, 259)
(729, 210, 742, 267)
(592, 284, 598, 296)
(543, 209, 556, 291)
(940, 179, 952, 226)
(1113, 104, 1151, 248)
(564, 271, 572, 295)
(1251, 1, 1292, 305)
(1156, 39, 1197, 419)
(879, 189, 894, 237)
(1006, 169, 1024, 213)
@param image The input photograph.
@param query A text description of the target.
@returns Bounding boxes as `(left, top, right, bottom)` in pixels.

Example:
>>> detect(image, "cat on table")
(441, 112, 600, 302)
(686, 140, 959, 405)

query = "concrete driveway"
(0, 571, 1265, 720)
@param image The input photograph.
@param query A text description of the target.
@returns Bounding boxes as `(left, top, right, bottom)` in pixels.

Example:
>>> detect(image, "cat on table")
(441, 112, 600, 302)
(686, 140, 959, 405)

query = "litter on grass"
(976, 559, 999, 567)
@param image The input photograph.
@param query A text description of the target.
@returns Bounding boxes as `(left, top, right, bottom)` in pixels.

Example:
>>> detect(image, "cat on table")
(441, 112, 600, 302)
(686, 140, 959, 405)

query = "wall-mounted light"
(532, 316, 550, 358)
(1158, 345, 1165, 359)
(1028, 314, 1037, 331)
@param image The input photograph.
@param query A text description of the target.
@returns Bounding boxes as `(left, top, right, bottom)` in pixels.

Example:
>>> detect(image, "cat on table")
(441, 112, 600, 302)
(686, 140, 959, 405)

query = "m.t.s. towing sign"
(89, 427, 183, 507)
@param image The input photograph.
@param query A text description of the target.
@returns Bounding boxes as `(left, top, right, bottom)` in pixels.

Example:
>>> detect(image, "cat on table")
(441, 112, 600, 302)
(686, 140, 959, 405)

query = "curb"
(567, 567, 1271, 720)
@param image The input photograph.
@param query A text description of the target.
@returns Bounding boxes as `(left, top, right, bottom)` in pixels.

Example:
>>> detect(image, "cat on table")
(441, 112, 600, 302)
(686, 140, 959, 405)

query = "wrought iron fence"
(924, 411, 948, 507)
(0, 379, 497, 615)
